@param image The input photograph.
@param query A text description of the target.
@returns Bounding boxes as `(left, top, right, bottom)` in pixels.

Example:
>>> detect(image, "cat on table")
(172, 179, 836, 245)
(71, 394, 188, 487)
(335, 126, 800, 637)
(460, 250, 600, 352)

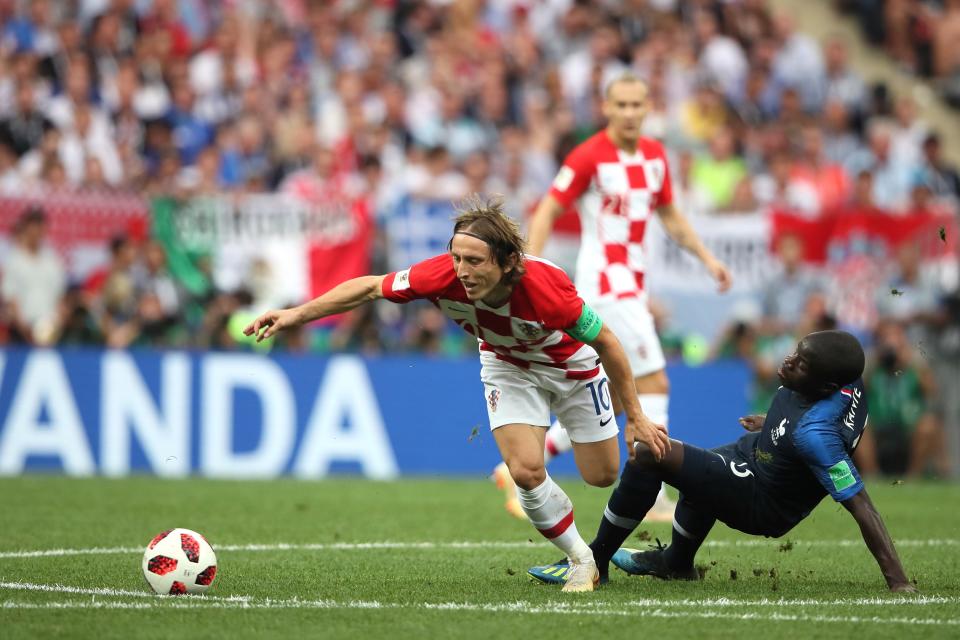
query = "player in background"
(492, 73, 732, 522)
(245, 197, 670, 593)
(529, 330, 917, 593)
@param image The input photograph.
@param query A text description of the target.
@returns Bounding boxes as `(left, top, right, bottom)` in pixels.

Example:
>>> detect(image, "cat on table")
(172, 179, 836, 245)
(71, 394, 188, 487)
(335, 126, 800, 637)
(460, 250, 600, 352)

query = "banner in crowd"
(152, 192, 372, 306)
(644, 212, 776, 293)
(0, 348, 751, 478)
(0, 192, 148, 280)
(771, 209, 958, 264)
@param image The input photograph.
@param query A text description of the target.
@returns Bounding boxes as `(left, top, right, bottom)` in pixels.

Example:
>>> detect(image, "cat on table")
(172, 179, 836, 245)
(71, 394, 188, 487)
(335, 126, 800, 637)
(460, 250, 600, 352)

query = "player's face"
(603, 81, 648, 142)
(450, 234, 511, 303)
(777, 340, 820, 395)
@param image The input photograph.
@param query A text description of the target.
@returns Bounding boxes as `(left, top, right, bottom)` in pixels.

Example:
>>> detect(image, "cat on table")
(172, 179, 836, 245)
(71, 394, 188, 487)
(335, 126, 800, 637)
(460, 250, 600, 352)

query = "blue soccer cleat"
(528, 558, 609, 586)
(611, 547, 700, 580)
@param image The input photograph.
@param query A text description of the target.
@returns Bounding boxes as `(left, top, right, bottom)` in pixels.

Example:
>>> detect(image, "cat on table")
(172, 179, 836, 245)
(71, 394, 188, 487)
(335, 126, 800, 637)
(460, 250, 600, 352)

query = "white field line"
(1, 596, 959, 627)
(0, 581, 957, 610)
(0, 538, 956, 560)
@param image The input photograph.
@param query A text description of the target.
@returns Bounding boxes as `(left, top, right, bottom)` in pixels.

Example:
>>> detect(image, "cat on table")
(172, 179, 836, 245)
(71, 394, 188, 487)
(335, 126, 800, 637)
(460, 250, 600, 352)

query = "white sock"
(515, 474, 592, 563)
(638, 393, 671, 502)
(543, 420, 572, 464)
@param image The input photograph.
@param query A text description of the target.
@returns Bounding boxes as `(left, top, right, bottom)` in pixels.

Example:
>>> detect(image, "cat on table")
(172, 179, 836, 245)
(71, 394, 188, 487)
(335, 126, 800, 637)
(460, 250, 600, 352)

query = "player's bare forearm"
(657, 204, 731, 291)
(842, 489, 916, 592)
(656, 204, 713, 263)
(296, 275, 385, 322)
(589, 325, 669, 460)
(527, 195, 564, 256)
(244, 275, 385, 342)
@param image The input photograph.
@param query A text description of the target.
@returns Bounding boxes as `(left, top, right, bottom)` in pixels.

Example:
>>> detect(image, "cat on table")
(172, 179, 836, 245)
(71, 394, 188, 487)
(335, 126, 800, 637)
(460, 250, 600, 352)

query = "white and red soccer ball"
(141, 528, 217, 595)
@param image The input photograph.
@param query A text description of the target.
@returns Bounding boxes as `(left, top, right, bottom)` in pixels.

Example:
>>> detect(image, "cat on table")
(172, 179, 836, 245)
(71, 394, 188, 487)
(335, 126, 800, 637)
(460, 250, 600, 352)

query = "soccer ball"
(141, 528, 217, 595)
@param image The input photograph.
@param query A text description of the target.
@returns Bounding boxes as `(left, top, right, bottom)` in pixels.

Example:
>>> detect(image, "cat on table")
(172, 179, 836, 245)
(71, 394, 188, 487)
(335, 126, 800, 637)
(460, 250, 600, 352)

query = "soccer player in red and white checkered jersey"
(245, 197, 670, 593)
(496, 73, 733, 525)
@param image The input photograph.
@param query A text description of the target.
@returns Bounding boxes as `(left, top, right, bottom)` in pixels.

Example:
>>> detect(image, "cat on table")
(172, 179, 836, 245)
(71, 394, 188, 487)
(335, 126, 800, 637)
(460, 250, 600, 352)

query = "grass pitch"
(1, 475, 958, 639)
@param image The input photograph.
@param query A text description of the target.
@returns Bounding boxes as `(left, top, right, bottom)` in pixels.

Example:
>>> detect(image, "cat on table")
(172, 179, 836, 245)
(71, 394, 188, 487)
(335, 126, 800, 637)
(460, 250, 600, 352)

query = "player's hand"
(889, 582, 919, 593)
(706, 257, 733, 293)
(626, 415, 670, 462)
(739, 414, 765, 432)
(243, 308, 302, 342)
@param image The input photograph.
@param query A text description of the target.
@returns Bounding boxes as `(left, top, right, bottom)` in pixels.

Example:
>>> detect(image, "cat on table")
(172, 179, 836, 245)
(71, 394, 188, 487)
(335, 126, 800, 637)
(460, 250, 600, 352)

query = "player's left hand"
(739, 415, 765, 432)
(706, 258, 733, 293)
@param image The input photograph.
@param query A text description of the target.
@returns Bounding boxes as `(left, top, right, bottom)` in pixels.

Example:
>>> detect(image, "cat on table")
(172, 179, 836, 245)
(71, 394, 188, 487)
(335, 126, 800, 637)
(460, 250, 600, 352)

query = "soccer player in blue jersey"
(529, 330, 917, 592)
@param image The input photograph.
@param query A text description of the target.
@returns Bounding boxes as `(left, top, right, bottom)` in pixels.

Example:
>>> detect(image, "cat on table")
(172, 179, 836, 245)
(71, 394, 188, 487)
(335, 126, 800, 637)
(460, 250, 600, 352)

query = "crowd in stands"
(0, 0, 958, 476)
(837, 0, 960, 106)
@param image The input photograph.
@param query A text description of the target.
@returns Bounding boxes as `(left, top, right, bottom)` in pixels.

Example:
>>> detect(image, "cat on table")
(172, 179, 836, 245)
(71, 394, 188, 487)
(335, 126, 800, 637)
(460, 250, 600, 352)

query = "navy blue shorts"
(663, 442, 787, 537)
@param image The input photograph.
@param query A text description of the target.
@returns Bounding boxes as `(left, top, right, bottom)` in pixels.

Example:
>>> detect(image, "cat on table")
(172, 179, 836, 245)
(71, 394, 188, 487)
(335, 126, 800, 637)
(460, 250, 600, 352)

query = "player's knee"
(582, 465, 618, 488)
(508, 462, 546, 490)
(630, 445, 659, 470)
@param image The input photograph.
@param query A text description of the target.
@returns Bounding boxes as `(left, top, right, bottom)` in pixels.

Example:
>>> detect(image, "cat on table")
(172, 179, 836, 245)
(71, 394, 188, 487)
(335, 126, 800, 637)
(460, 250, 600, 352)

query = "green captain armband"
(566, 303, 603, 343)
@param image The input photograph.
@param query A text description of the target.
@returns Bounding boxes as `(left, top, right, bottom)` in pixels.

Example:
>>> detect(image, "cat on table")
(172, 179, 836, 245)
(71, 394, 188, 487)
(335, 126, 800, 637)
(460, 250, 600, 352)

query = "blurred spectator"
(821, 36, 867, 119)
(913, 133, 960, 202)
(770, 12, 825, 112)
(875, 241, 944, 333)
(0, 207, 66, 344)
(789, 124, 853, 213)
(0, 80, 53, 157)
(759, 233, 824, 333)
(861, 319, 948, 477)
(751, 151, 819, 215)
(845, 119, 914, 209)
(689, 126, 749, 211)
(820, 99, 863, 167)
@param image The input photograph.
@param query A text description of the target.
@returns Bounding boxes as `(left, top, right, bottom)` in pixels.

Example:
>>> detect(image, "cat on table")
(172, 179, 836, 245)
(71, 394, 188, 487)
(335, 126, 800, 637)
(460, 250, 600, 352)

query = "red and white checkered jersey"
(382, 254, 600, 377)
(548, 131, 674, 301)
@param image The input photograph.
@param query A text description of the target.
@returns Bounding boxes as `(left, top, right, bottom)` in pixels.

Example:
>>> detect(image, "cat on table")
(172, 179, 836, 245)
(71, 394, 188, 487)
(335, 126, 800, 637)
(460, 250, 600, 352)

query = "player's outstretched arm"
(588, 324, 670, 462)
(527, 195, 565, 257)
(243, 275, 386, 342)
(841, 488, 917, 593)
(656, 203, 732, 292)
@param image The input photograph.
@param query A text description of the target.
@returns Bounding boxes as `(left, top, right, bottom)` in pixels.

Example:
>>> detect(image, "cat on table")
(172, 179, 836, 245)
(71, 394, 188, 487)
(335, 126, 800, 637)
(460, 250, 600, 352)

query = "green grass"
(1, 476, 958, 639)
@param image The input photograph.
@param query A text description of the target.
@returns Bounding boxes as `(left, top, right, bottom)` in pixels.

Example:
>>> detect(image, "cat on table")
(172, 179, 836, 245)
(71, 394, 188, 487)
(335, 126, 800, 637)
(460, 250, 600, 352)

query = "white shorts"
(479, 354, 619, 444)
(592, 295, 665, 378)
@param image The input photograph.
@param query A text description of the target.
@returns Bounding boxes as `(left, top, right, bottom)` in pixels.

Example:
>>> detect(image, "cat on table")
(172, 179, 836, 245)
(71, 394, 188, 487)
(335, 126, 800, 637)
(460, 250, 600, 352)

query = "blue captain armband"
(566, 303, 603, 343)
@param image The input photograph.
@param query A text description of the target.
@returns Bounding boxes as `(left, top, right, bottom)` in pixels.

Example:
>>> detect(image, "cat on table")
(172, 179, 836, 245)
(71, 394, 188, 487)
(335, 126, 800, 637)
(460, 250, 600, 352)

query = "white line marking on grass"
(1, 582, 956, 610)
(0, 538, 956, 560)
(2, 597, 959, 627)
(0, 581, 252, 603)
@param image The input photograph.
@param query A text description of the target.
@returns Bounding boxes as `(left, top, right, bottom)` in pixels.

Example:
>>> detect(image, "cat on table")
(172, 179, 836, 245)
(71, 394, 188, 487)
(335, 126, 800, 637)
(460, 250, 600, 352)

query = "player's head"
(448, 195, 526, 302)
(602, 72, 648, 142)
(778, 330, 865, 398)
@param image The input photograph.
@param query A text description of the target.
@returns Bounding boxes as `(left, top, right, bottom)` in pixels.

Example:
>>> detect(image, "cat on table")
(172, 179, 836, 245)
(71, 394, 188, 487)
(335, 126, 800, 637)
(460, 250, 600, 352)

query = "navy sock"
(663, 496, 715, 570)
(589, 460, 661, 576)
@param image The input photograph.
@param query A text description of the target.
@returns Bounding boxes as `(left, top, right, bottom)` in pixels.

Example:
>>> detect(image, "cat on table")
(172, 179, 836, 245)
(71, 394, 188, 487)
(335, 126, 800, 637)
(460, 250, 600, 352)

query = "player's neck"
(606, 126, 638, 154)
(481, 283, 513, 308)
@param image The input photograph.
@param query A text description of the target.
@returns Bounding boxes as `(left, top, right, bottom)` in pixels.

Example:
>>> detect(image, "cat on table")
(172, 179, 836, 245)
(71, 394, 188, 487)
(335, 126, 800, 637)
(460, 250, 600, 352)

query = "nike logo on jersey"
(600, 415, 613, 426)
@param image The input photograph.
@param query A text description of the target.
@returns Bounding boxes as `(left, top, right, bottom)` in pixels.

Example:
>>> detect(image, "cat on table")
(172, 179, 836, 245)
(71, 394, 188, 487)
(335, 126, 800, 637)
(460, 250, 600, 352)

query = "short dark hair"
(448, 195, 526, 286)
(805, 330, 865, 387)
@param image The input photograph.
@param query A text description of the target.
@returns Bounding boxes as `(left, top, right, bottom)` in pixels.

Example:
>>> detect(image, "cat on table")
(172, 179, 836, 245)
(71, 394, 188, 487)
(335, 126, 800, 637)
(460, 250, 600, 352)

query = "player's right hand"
(626, 415, 670, 462)
(738, 415, 765, 432)
(243, 308, 301, 342)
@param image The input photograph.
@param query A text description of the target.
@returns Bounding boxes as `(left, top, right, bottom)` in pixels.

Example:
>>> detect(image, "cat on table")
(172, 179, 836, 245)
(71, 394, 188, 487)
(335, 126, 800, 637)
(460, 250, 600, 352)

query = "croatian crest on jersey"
(487, 388, 501, 412)
(518, 321, 541, 339)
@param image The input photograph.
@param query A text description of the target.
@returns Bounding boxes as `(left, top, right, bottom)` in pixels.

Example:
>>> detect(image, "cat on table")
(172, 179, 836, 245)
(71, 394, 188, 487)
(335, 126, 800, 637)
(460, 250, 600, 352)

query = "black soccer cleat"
(611, 547, 700, 580)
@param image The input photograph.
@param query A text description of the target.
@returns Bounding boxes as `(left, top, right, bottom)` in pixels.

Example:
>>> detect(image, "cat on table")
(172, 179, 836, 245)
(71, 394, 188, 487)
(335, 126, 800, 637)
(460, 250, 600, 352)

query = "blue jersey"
(735, 379, 868, 531)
